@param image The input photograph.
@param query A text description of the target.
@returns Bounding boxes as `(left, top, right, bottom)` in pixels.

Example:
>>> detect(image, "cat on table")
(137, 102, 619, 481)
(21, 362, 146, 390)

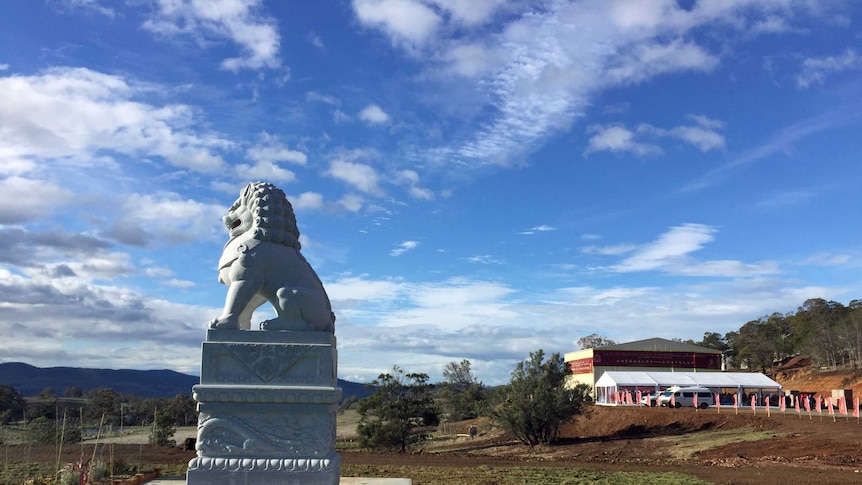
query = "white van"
(657, 387, 713, 409)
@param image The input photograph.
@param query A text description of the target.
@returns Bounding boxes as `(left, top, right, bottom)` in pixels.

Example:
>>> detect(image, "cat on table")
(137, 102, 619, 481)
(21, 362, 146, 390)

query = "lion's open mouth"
(228, 219, 242, 230)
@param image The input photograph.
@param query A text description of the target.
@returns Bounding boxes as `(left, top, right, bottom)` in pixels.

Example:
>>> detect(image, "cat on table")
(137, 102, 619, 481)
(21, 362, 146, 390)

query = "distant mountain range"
(0, 362, 370, 401)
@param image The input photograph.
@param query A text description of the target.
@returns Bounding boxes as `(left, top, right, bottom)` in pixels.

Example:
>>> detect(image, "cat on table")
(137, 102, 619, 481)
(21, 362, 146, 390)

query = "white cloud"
(615, 223, 717, 272)
(51, 0, 116, 17)
(106, 192, 226, 246)
(394, 170, 433, 200)
(428, 0, 504, 26)
(338, 193, 364, 212)
(290, 192, 326, 211)
(0, 67, 231, 173)
(585, 116, 724, 156)
(246, 132, 307, 165)
(666, 125, 725, 152)
(358, 104, 390, 124)
(802, 253, 853, 266)
(518, 225, 557, 235)
(391, 240, 418, 256)
(584, 124, 661, 156)
(465, 254, 503, 265)
(234, 161, 297, 184)
(582, 244, 637, 256)
(796, 48, 862, 88)
(352, 0, 441, 47)
(142, 0, 281, 71)
(0, 177, 74, 224)
(612, 223, 780, 277)
(328, 160, 383, 195)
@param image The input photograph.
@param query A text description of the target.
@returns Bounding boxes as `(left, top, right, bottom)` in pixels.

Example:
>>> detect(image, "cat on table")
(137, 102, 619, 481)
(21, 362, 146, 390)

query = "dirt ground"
(7, 405, 862, 484)
(8, 361, 862, 484)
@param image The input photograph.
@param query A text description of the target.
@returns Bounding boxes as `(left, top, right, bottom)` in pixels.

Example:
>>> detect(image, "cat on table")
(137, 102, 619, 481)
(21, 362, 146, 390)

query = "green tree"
(149, 410, 176, 446)
(576, 334, 616, 349)
(86, 388, 122, 425)
(696, 332, 729, 352)
(357, 366, 439, 452)
(164, 394, 197, 426)
(437, 359, 486, 421)
(491, 349, 591, 447)
(26, 387, 58, 420)
(0, 385, 25, 424)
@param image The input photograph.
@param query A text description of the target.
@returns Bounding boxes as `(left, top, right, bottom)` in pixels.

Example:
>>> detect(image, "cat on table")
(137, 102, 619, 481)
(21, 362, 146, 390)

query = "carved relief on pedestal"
(197, 412, 335, 457)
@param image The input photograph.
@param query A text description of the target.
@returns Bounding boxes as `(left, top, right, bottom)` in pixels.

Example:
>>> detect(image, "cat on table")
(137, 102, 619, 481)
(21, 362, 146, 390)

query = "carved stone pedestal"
(187, 329, 341, 485)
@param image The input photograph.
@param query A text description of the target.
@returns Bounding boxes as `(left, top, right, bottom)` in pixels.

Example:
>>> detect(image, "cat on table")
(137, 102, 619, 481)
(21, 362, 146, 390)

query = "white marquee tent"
(594, 371, 782, 404)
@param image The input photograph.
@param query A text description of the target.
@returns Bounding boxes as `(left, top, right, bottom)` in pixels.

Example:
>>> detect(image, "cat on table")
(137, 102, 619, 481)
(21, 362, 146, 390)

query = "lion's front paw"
(209, 317, 239, 330)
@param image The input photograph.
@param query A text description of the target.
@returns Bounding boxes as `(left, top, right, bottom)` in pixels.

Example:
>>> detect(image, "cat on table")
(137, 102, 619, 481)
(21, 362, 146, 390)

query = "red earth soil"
(10, 361, 862, 484)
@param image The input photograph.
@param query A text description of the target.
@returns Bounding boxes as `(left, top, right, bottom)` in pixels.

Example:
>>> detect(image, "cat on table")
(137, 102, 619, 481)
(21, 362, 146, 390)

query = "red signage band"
(592, 350, 721, 369)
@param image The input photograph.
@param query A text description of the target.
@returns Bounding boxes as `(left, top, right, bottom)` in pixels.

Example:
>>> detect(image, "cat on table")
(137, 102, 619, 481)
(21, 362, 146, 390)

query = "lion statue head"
(223, 181, 301, 250)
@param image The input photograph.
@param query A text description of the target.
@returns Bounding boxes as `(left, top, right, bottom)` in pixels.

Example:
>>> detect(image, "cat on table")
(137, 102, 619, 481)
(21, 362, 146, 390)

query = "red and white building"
(565, 337, 723, 395)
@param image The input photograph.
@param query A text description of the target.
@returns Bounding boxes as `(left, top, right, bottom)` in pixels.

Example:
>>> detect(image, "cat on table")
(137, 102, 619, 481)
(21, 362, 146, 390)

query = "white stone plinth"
(187, 329, 341, 485)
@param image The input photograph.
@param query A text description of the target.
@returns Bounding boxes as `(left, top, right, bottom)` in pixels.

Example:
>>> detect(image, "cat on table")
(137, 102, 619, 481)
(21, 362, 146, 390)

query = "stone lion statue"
(209, 182, 335, 332)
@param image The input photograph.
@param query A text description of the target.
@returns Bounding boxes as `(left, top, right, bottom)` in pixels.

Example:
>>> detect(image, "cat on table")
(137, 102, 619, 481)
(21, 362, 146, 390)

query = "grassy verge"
(653, 429, 788, 459)
(342, 464, 713, 484)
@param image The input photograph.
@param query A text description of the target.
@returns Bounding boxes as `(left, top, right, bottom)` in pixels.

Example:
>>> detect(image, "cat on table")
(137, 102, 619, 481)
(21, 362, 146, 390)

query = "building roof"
(598, 337, 722, 354)
(594, 371, 781, 390)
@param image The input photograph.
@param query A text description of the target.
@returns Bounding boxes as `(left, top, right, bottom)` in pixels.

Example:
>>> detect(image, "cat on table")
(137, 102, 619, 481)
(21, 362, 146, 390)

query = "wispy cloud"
(359, 104, 390, 124)
(612, 223, 780, 277)
(142, 0, 281, 71)
(683, 104, 862, 192)
(796, 48, 862, 88)
(585, 116, 724, 157)
(518, 225, 557, 235)
(465, 254, 504, 265)
(391, 240, 418, 256)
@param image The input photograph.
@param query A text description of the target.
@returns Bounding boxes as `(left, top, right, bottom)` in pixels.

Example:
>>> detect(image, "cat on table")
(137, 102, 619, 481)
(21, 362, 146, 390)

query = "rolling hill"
(0, 362, 370, 400)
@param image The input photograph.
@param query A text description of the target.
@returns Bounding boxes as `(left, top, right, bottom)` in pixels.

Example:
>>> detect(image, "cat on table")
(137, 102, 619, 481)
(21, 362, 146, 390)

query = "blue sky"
(0, 0, 860, 386)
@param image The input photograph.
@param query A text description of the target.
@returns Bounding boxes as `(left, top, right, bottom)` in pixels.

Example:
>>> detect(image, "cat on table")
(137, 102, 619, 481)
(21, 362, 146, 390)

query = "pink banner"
(733, 393, 738, 408)
(827, 397, 834, 415)
(794, 396, 800, 413)
(855, 397, 860, 418)
(750, 395, 756, 411)
(714, 393, 720, 408)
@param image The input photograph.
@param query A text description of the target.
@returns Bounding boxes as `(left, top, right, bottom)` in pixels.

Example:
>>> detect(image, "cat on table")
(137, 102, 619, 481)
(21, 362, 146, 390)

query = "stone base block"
(187, 454, 340, 485)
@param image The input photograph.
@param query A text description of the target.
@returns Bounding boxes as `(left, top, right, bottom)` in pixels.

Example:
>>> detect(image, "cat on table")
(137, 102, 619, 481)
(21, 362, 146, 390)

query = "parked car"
(641, 392, 661, 407)
(657, 386, 713, 409)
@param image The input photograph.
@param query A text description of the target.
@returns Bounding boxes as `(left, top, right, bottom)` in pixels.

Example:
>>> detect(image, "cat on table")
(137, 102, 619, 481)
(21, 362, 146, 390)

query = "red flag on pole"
(714, 393, 720, 409)
(637, 390, 642, 405)
(751, 395, 756, 410)
(693, 392, 698, 410)
(804, 395, 811, 412)
(854, 397, 859, 418)
(733, 393, 738, 408)
(670, 392, 676, 408)
(794, 395, 800, 413)
(816, 396, 822, 413)
(614, 391, 620, 404)
(827, 397, 834, 416)
(840, 396, 848, 416)
(646, 394, 652, 407)
(780, 394, 785, 412)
